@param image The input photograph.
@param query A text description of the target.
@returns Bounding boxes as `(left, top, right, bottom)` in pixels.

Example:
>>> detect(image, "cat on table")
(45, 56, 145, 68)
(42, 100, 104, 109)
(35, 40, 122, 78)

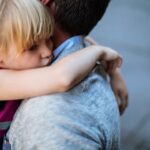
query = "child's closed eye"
(29, 44, 38, 52)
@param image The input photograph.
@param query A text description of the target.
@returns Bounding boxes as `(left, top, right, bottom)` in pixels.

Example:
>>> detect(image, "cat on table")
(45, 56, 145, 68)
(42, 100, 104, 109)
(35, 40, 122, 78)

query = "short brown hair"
(55, 0, 110, 36)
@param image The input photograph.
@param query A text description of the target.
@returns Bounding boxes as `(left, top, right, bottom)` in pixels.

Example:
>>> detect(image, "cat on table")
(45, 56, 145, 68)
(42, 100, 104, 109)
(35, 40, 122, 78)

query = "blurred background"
(90, 0, 150, 149)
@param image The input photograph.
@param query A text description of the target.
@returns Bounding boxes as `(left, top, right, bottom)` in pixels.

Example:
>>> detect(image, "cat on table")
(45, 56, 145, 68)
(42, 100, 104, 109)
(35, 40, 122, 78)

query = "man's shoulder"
(24, 66, 107, 104)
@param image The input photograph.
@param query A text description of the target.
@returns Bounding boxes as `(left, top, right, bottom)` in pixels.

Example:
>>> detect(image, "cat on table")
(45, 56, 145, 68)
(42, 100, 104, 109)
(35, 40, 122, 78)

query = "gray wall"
(90, 0, 150, 149)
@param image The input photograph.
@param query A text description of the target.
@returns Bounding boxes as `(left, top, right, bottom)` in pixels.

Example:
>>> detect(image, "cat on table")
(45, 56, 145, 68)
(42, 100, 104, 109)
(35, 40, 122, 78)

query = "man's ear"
(47, 0, 56, 17)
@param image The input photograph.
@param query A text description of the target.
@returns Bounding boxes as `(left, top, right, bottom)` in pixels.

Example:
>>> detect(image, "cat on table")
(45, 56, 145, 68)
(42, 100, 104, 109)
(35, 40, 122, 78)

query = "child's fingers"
(104, 48, 123, 66)
(112, 55, 122, 68)
(118, 92, 128, 115)
(105, 58, 122, 73)
(117, 56, 123, 67)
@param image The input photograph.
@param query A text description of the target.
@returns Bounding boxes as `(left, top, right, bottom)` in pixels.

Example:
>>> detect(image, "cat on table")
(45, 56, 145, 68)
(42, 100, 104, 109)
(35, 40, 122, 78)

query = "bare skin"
(0, 43, 122, 100)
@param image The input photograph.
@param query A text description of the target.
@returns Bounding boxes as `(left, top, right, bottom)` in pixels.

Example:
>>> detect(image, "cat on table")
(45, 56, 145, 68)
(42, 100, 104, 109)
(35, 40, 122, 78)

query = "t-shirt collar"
(53, 35, 84, 60)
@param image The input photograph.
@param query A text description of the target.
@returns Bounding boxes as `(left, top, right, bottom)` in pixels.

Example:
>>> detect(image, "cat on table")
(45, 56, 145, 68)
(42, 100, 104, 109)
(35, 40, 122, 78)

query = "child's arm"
(109, 69, 128, 115)
(0, 45, 122, 100)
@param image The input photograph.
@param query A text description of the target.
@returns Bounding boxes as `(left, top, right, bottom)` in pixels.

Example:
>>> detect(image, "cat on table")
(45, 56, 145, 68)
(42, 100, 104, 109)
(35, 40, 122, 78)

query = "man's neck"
(53, 24, 71, 49)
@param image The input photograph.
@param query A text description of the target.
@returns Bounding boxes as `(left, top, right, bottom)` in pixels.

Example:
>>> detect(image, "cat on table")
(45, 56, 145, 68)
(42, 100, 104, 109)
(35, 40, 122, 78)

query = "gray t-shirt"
(7, 36, 120, 150)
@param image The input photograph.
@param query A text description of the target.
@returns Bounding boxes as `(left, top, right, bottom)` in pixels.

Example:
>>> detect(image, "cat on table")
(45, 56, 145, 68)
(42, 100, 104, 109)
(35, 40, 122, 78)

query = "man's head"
(49, 0, 110, 36)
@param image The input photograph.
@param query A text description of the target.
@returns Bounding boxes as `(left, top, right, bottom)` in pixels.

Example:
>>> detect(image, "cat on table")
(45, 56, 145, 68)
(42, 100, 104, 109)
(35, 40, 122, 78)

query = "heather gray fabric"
(7, 37, 120, 150)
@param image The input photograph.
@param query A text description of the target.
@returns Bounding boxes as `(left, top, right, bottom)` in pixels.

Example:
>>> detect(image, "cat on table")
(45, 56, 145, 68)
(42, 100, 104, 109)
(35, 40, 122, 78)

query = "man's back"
(7, 36, 120, 150)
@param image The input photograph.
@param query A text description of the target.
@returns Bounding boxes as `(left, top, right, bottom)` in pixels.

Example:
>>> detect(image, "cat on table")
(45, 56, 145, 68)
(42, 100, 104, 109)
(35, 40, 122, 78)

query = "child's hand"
(110, 69, 128, 115)
(99, 46, 122, 73)
(84, 40, 122, 72)
(40, 0, 50, 5)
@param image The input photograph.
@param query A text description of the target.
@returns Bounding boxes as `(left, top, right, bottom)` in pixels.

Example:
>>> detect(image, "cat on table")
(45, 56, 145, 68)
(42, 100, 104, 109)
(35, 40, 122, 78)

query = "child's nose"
(41, 46, 52, 58)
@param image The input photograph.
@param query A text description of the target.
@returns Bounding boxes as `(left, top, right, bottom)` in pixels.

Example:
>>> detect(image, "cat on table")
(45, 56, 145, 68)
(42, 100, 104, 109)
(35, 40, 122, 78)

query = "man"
(7, 0, 128, 149)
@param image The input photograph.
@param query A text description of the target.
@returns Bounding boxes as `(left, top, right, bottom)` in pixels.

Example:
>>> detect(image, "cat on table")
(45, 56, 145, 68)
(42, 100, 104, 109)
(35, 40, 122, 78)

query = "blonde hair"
(0, 0, 53, 56)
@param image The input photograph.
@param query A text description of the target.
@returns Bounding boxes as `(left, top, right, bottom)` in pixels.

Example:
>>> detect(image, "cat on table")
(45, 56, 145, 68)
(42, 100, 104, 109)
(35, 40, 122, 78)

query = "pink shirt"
(0, 68, 21, 138)
(0, 101, 21, 138)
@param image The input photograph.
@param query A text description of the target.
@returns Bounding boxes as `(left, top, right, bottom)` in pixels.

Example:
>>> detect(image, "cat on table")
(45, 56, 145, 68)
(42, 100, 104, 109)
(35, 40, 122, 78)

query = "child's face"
(1, 39, 53, 70)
